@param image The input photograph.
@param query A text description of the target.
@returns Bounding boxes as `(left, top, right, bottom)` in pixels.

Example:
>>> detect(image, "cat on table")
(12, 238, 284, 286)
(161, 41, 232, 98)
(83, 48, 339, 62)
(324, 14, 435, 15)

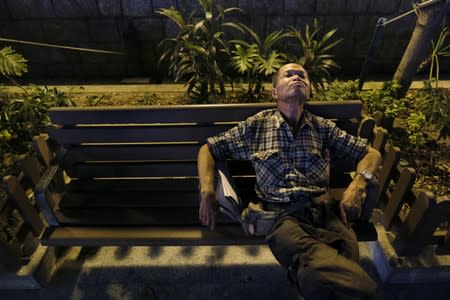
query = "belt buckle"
(262, 201, 289, 212)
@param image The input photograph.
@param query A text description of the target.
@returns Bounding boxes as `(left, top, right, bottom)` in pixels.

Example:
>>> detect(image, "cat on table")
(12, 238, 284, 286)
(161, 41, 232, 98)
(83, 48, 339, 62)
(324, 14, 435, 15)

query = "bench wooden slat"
(358, 116, 376, 141)
(66, 177, 254, 191)
(41, 225, 265, 246)
(3, 176, 45, 237)
(60, 191, 257, 209)
(50, 122, 360, 146)
(381, 167, 416, 230)
(32, 134, 54, 167)
(67, 161, 197, 178)
(16, 155, 42, 186)
(64, 144, 201, 162)
(372, 127, 388, 155)
(67, 160, 261, 179)
(47, 124, 234, 145)
(49, 101, 362, 125)
(59, 191, 201, 208)
(41, 223, 376, 246)
(67, 178, 200, 192)
(378, 146, 401, 206)
(54, 206, 233, 225)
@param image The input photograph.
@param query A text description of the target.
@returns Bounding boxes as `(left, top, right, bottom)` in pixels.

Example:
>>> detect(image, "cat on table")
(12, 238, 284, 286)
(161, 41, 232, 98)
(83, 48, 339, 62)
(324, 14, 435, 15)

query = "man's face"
(272, 64, 311, 104)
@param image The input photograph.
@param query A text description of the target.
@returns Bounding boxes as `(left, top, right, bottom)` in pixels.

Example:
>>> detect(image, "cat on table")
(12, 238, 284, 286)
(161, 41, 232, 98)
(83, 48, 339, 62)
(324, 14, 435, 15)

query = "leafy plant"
(287, 19, 342, 90)
(313, 80, 361, 101)
(230, 28, 290, 99)
(411, 25, 450, 140)
(158, 0, 245, 102)
(428, 26, 450, 89)
(0, 86, 75, 155)
(361, 81, 406, 118)
(415, 81, 450, 139)
(406, 112, 426, 147)
(0, 47, 28, 89)
(0, 47, 27, 78)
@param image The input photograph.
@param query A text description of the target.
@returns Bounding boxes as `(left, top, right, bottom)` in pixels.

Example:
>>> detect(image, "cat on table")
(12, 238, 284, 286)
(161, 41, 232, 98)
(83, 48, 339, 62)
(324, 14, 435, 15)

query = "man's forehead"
(280, 64, 306, 73)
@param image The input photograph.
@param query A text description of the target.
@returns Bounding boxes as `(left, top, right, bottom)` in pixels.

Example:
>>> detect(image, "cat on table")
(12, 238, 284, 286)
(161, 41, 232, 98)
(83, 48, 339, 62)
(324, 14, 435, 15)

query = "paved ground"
(1, 241, 450, 300)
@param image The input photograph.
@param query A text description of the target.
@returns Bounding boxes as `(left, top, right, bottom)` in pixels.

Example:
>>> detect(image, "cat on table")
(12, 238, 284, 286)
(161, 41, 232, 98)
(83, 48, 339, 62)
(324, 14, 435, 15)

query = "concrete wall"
(0, 0, 449, 81)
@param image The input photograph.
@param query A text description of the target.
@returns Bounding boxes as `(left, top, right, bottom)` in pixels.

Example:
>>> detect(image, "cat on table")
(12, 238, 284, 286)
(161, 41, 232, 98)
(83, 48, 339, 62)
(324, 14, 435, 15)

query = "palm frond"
(288, 19, 341, 87)
(256, 51, 286, 76)
(0, 47, 28, 77)
(157, 7, 186, 29)
(230, 44, 257, 74)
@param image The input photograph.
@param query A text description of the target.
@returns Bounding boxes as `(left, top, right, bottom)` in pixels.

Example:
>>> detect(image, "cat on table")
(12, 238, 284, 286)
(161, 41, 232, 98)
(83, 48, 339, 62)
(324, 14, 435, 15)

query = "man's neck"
(277, 100, 304, 128)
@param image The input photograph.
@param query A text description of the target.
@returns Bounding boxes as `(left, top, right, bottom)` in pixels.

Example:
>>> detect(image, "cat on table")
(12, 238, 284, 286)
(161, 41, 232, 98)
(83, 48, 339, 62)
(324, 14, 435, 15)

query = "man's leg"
(266, 215, 377, 300)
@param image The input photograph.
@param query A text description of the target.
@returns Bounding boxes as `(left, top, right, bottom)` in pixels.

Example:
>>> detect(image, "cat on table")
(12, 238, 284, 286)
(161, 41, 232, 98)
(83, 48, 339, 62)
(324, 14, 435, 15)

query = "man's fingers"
(209, 208, 217, 231)
(210, 218, 216, 231)
(199, 200, 218, 231)
(344, 205, 361, 222)
(339, 203, 349, 227)
(199, 205, 211, 227)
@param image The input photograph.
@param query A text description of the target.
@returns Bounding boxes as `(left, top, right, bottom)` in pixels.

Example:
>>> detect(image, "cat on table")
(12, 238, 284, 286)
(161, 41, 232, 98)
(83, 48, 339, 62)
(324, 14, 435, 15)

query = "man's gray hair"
(272, 69, 280, 88)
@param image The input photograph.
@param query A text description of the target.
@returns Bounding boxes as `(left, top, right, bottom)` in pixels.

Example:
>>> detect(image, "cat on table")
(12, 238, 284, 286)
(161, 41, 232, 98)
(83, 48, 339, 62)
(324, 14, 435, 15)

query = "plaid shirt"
(207, 109, 368, 203)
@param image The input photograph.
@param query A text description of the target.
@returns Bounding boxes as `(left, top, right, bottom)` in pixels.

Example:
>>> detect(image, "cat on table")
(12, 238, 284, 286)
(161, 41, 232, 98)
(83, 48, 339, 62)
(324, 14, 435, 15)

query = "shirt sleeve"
(207, 121, 251, 160)
(325, 119, 369, 162)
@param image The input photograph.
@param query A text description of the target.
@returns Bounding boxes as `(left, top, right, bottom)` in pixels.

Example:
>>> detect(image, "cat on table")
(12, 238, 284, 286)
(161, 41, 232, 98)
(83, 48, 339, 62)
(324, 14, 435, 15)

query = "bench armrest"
(35, 164, 61, 226)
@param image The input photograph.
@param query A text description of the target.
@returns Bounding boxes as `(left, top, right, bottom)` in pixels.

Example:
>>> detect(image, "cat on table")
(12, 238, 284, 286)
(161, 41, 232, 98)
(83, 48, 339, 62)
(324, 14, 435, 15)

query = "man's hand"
(199, 189, 219, 231)
(197, 144, 219, 231)
(339, 183, 366, 226)
(340, 146, 382, 226)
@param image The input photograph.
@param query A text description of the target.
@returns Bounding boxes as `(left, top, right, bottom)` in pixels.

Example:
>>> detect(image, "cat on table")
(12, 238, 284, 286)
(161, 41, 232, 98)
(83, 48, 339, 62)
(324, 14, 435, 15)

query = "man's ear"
(272, 88, 277, 99)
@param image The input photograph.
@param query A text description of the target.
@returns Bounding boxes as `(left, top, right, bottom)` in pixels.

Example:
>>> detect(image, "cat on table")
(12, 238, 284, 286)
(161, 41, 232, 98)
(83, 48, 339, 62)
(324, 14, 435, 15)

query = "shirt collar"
(274, 108, 314, 129)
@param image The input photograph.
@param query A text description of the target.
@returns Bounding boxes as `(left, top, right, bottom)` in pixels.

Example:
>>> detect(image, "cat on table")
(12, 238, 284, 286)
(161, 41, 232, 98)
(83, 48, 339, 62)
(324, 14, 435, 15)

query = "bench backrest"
(29, 101, 383, 243)
(46, 101, 365, 195)
(47, 101, 364, 174)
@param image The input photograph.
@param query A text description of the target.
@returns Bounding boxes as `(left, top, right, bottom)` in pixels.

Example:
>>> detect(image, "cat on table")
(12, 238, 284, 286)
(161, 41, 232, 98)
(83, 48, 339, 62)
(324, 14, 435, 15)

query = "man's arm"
(340, 146, 383, 225)
(197, 144, 219, 230)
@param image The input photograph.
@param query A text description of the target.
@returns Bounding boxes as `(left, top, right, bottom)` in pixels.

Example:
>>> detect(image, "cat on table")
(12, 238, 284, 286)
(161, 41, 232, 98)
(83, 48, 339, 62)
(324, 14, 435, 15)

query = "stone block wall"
(0, 0, 448, 81)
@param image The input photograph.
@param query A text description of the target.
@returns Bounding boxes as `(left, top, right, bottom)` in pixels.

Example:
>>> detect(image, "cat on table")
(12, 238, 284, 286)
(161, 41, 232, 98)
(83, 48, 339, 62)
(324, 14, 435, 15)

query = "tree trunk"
(393, 0, 450, 97)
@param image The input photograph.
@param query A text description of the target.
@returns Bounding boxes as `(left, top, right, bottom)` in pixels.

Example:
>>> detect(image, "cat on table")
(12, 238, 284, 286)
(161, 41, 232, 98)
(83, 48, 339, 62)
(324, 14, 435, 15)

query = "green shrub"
(415, 81, 450, 139)
(428, 26, 450, 89)
(230, 28, 290, 99)
(313, 80, 361, 101)
(406, 112, 426, 147)
(0, 47, 27, 79)
(287, 19, 342, 90)
(361, 81, 406, 118)
(0, 86, 75, 155)
(158, 0, 245, 103)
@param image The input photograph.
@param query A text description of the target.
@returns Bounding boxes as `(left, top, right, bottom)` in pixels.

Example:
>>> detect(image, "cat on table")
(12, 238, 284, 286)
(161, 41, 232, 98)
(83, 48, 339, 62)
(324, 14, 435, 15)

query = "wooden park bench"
(7, 101, 388, 247)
